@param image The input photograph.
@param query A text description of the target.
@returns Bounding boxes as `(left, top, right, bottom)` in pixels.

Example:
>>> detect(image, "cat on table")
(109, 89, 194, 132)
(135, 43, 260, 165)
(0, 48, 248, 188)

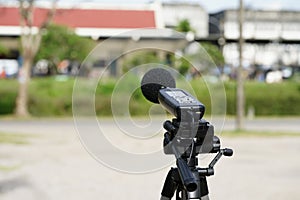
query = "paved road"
(0, 118, 299, 200)
(0, 117, 299, 135)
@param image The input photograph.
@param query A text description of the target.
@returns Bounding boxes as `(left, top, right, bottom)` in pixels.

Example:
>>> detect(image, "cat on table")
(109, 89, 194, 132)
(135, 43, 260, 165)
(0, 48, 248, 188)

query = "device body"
(158, 88, 205, 121)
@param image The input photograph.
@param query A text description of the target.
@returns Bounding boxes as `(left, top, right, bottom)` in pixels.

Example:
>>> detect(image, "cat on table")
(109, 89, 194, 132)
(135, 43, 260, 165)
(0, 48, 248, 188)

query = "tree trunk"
(15, 55, 32, 117)
(14, 0, 57, 117)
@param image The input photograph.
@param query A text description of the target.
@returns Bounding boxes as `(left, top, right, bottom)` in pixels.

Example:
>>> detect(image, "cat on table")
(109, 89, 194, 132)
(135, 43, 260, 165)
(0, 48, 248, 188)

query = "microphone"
(141, 68, 176, 104)
(141, 68, 205, 120)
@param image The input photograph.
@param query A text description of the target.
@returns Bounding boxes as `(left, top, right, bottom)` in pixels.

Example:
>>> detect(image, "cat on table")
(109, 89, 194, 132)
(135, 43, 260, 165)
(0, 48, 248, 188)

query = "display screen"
(165, 90, 198, 104)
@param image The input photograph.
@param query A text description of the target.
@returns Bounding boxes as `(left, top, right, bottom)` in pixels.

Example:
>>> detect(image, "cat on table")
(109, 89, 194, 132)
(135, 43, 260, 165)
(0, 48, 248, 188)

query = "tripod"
(160, 119, 233, 200)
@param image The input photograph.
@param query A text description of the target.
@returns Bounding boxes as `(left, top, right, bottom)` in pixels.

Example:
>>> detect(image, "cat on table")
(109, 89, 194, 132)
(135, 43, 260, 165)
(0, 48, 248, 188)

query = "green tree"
(35, 24, 95, 65)
(122, 50, 161, 73)
(0, 43, 9, 55)
(176, 19, 194, 33)
(200, 42, 225, 67)
(122, 51, 192, 76)
(177, 57, 190, 75)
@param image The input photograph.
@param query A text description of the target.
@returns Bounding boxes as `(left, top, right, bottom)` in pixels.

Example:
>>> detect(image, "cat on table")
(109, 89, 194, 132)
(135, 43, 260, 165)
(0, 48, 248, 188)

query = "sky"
(57, 0, 300, 13)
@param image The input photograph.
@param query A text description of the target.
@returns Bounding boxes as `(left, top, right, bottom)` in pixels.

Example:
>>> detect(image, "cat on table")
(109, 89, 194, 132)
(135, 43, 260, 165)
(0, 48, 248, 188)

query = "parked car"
(32, 59, 56, 76)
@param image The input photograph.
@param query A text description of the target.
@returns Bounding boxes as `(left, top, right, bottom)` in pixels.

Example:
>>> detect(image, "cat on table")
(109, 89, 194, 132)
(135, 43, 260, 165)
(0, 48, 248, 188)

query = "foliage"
(28, 77, 74, 116)
(0, 78, 300, 116)
(176, 56, 191, 75)
(35, 24, 95, 65)
(176, 19, 194, 33)
(0, 43, 9, 55)
(122, 50, 162, 73)
(200, 42, 225, 67)
(0, 80, 18, 114)
(120, 42, 224, 77)
(223, 81, 300, 115)
(122, 51, 191, 76)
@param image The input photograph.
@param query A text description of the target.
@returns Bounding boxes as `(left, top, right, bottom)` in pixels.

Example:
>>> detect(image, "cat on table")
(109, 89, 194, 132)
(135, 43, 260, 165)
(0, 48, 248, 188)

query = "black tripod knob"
(223, 148, 233, 157)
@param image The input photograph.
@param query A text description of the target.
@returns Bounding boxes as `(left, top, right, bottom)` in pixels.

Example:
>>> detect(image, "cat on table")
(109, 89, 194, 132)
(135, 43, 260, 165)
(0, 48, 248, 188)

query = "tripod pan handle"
(223, 148, 233, 157)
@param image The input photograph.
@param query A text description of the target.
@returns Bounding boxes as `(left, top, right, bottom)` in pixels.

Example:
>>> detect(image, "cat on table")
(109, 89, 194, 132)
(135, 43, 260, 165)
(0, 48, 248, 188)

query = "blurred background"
(0, 0, 299, 200)
(0, 0, 299, 117)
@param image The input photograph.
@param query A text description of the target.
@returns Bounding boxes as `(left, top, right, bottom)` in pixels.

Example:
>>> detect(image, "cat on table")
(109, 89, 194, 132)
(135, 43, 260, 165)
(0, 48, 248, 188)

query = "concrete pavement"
(0, 117, 299, 200)
(0, 117, 299, 135)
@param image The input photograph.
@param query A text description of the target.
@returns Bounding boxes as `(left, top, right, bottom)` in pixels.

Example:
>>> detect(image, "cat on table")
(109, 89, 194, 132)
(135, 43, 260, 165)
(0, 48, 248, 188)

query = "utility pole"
(236, 0, 245, 130)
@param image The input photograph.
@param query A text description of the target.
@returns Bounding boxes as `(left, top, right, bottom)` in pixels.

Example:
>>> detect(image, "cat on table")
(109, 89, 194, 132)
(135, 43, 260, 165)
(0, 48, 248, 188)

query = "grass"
(0, 77, 300, 116)
(0, 131, 30, 172)
(221, 130, 300, 137)
(0, 132, 30, 144)
(0, 164, 22, 172)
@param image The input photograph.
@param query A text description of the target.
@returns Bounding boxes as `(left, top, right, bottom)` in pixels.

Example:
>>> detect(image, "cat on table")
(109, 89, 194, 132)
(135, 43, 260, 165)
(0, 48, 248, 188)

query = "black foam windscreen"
(141, 68, 176, 103)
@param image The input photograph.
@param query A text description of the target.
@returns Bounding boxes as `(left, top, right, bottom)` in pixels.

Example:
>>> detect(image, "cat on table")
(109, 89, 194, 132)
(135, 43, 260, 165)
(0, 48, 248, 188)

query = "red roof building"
(0, 4, 160, 38)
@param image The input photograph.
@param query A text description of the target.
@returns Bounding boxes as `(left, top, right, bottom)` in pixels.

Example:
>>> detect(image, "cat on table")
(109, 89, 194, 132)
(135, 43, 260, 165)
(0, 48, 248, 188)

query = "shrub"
(0, 80, 18, 114)
(0, 78, 299, 117)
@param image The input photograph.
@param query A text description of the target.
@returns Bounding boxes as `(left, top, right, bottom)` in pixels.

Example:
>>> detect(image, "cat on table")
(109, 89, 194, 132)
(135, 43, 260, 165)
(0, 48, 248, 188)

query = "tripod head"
(141, 68, 233, 199)
(162, 117, 232, 195)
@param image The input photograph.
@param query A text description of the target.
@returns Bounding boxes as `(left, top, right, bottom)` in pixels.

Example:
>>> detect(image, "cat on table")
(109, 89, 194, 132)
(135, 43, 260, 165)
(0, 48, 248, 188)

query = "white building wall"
(224, 43, 300, 67)
(224, 21, 284, 40)
(162, 3, 208, 38)
(223, 10, 300, 41)
(282, 22, 300, 40)
(219, 10, 300, 67)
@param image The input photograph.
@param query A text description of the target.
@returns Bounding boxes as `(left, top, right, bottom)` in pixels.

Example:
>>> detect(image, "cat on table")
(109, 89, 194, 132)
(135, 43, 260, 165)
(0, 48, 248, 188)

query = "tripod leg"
(161, 196, 172, 200)
(199, 176, 209, 198)
(176, 187, 188, 200)
(200, 195, 210, 200)
(183, 173, 209, 199)
(161, 168, 180, 200)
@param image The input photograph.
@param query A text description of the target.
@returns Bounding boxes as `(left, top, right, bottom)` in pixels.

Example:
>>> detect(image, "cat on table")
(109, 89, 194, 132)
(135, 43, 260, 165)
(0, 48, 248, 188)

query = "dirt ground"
(0, 118, 299, 200)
